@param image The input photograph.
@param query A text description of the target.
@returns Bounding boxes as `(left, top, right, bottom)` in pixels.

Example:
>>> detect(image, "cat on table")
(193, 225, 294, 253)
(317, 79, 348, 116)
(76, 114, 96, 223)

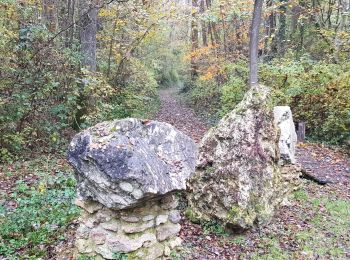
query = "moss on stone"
(184, 208, 201, 224)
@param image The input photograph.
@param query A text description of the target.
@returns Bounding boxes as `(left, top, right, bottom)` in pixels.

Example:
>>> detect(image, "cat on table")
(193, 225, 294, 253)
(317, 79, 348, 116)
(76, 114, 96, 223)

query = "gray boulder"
(188, 85, 282, 229)
(274, 106, 297, 165)
(68, 118, 197, 210)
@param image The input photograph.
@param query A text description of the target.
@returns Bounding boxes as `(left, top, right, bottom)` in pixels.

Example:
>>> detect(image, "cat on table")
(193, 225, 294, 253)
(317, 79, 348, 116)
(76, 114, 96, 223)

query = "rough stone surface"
(75, 195, 182, 259)
(155, 214, 168, 226)
(68, 118, 197, 210)
(188, 85, 290, 229)
(156, 223, 181, 242)
(75, 199, 103, 213)
(169, 210, 181, 224)
(274, 106, 298, 165)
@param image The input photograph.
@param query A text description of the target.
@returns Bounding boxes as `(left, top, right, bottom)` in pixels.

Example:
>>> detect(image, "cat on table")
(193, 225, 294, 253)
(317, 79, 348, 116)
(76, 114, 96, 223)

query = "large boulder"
(274, 106, 297, 165)
(68, 118, 197, 210)
(188, 85, 286, 229)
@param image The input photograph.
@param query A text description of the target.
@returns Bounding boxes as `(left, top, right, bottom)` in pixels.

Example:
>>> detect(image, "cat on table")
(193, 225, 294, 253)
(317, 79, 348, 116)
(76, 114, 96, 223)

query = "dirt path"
(297, 143, 350, 196)
(155, 88, 208, 143)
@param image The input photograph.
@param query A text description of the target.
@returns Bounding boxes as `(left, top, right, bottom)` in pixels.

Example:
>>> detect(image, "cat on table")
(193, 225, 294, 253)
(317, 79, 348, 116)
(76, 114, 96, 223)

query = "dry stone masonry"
(187, 85, 301, 230)
(68, 118, 197, 259)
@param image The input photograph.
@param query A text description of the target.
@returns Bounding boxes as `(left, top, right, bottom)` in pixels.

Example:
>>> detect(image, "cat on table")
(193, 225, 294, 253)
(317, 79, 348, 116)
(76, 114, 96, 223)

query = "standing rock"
(188, 85, 284, 229)
(68, 118, 197, 210)
(274, 106, 297, 165)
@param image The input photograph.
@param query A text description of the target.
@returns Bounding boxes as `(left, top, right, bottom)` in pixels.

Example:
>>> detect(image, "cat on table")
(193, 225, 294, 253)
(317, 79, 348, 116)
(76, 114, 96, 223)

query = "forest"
(0, 0, 349, 259)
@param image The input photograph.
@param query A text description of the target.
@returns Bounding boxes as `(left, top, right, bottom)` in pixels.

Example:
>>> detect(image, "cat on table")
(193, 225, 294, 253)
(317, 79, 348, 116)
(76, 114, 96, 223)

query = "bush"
(260, 56, 350, 144)
(189, 54, 350, 144)
(123, 58, 159, 118)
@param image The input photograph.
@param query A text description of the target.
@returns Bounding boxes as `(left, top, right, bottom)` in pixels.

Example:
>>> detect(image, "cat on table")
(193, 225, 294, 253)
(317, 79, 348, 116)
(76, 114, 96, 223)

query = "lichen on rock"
(68, 118, 193, 259)
(68, 118, 197, 210)
(187, 85, 300, 229)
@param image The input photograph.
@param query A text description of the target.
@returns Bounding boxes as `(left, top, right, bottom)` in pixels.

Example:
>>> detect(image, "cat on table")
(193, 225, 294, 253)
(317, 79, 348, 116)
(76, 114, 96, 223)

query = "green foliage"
(0, 170, 79, 258)
(260, 56, 350, 144)
(0, 2, 82, 161)
(293, 190, 308, 201)
(187, 78, 221, 118)
(189, 54, 350, 144)
(292, 187, 350, 258)
(221, 77, 246, 115)
(123, 58, 160, 118)
(170, 251, 182, 260)
(112, 252, 128, 260)
(201, 220, 228, 236)
(184, 208, 201, 224)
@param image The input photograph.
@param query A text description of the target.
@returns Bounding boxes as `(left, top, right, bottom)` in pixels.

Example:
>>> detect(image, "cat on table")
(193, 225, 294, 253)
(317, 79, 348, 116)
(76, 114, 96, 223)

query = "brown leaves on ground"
(155, 88, 208, 143)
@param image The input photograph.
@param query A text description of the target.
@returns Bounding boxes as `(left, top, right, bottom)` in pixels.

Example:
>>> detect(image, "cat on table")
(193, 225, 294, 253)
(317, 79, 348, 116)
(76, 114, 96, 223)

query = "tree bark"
(191, 0, 199, 80)
(200, 0, 208, 46)
(42, 0, 57, 33)
(249, 0, 264, 86)
(79, 0, 98, 72)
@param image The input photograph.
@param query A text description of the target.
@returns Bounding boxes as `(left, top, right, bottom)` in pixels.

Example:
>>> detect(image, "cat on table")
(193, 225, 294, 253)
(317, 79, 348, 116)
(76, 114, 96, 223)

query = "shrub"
(190, 54, 349, 144)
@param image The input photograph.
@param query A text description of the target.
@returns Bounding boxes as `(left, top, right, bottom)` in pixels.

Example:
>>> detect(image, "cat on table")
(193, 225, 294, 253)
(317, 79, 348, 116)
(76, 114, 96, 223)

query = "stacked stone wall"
(75, 194, 182, 259)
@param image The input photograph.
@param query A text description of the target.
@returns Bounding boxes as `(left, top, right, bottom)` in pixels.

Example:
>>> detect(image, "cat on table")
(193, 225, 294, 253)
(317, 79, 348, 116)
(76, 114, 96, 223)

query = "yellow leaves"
(98, 8, 117, 17)
(184, 45, 216, 61)
(199, 65, 221, 81)
(38, 182, 46, 193)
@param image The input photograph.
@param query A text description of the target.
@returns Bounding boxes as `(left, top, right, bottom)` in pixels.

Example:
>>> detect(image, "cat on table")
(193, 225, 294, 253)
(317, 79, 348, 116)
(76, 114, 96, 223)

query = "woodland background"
(1, 0, 350, 163)
(0, 0, 350, 258)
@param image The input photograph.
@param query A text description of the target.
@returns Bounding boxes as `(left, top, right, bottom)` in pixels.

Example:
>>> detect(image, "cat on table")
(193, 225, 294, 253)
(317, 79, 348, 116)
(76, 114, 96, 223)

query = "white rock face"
(274, 106, 297, 165)
(68, 118, 197, 210)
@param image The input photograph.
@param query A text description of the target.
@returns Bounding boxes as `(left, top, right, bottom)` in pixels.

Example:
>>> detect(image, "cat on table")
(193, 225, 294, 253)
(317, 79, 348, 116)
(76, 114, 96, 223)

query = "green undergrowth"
(181, 182, 350, 259)
(0, 156, 80, 259)
(187, 56, 350, 145)
(249, 185, 350, 259)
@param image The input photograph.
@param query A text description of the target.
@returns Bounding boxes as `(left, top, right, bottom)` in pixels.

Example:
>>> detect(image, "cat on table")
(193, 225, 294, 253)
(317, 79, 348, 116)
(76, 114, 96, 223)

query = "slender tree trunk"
(191, 0, 199, 80)
(79, 0, 97, 72)
(42, 0, 57, 33)
(277, 0, 287, 55)
(249, 0, 264, 86)
(200, 0, 208, 46)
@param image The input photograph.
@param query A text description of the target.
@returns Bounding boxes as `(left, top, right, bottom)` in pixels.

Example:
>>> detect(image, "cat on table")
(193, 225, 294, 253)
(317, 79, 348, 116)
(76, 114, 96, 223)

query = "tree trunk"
(249, 0, 264, 86)
(200, 0, 208, 46)
(277, 0, 287, 55)
(42, 0, 57, 33)
(191, 0, 199, 80)
(79, 0, 97, 72)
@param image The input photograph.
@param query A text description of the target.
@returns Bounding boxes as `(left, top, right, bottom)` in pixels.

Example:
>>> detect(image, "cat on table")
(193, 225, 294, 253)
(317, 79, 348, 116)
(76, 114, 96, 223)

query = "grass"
(180, 181, 350, 259)
(0, 156, 80, 259)
(255, 184, 350, 259)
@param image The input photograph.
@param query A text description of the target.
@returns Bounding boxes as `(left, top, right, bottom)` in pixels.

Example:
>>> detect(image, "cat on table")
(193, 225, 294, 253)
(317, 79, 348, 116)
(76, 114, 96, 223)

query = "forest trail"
(155, 88, 350, 259)
(155, 87, 350, 192)
(155, 87, 208, 143)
